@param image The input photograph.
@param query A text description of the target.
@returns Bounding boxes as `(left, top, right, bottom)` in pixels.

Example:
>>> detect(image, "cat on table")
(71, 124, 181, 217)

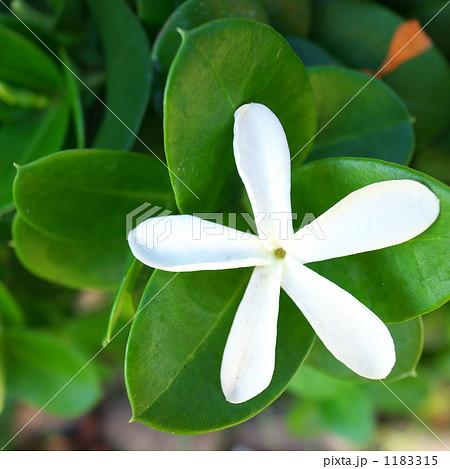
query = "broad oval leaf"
(164, 18, 316, 213)
(4, 329, 102, 417)
(13, 150, 174, 289)
(151, 0, 268, 111)
(13, 214, 128, 290)
(125, 269, 314, 433)
(86, 0, 152, 150)
(306, 318, 424, 382)
(291, 158, 450, 324)
(312, 0, 450, 143)
(305, 66, 414, 164)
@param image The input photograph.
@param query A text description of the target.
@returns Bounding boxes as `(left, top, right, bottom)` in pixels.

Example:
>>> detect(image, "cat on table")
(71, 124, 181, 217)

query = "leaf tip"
(176, 27, 188, 40)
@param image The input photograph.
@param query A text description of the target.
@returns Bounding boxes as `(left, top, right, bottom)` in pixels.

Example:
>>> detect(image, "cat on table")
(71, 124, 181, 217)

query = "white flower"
(128, 103, 440, 404)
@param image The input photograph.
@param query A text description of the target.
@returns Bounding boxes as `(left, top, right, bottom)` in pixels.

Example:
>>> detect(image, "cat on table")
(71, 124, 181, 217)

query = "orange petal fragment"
(378, 19, 433, 78)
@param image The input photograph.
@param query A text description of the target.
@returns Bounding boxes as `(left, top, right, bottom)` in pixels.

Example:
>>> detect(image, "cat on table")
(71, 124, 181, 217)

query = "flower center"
(273, 247, 286, 259)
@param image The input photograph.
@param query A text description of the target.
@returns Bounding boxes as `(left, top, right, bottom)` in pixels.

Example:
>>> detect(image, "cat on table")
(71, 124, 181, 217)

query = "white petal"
(128, 215, 270, 272)
(285, 180, 440, 263)
(281, 257, 395, 379)
(234, 103, 293, 246)
(221, 263, 283, 403)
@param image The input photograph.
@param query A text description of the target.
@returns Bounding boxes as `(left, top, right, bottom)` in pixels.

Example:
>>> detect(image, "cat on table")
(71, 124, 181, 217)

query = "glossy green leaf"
(305, 66, 414, 164)
(13, 214, 127, 290)
(259, 0, 312, 36)
(307, 318, 424, 382)
(125, 269, 315, 433)
(13, 150, 174, 289)
(312, 0, 450, 143)
(151, 0, 268, 111)
(164, 19, 316, 213)
(0, 99, 70, 215)
(0, 279, 24, 326)
(286, 36, 343, 67)
(0, 25, 63, 93)
(87, 0, 152, 150)
(4, 329, 101, 417)
(291, 158, 450, 324)
(104, 258, 153, 344)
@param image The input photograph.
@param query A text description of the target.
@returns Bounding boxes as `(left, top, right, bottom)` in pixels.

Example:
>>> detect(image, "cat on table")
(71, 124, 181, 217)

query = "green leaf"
(4, 328, 102, 417)
(0, 279, 24, 326)
(305, 66, 415, 164)
(412, 127, 450, 186)
(12, 214, 128, 290)
(164, 19, 316, 213)
(319, 385, 375, 443)
(0, 99, 70, 215)
(86, 0, 152, 150)
(288, 364, 350, 401)
(286, 36, 343, 67)
(0, 322, 5, 414)
(291, 158, 450, 324)
(259, 0, 312, 36)
(288, 366, 375, 442)
(312, 0, 450, 143)
(151, 0, 268, 111)
(104, 258, 153, 344)
(0, 25, 63, 93)
(307, 318, 424, 382)
(138, 0, 184, 30)
(125, 269, 315, 433)
(13, 150, 174, 289)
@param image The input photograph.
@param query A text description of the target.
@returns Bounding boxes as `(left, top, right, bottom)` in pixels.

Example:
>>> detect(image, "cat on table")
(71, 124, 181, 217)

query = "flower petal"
(128, 215, 269, 271)
(234, 103, 293, 245)
(285, 180, 440, 263)
(221, 263, 282, 404)
(281, 257, 395, 379)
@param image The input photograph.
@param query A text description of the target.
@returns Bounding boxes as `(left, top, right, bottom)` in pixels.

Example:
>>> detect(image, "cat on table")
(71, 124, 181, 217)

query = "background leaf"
(86, 0, 152, 150)
(291, 157, 450, 324)
(0, 99, 70, 215)
(311, 0, 450, 143)
(0, 24, 62, 93)
(13, 150, 174, 289)
(125, 268, 315, 433)
(104, 258, 153, 343)
(4, 329, 101, 417)
(286, 36, 343, 67)
(164, 19, 316, 213)
(0, 279, 24, 326)
(259, 0, 312, 36)
(305, 66, 415, 164)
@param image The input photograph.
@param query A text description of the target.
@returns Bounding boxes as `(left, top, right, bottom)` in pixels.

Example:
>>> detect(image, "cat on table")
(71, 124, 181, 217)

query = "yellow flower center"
(273, 247, 286, 259)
